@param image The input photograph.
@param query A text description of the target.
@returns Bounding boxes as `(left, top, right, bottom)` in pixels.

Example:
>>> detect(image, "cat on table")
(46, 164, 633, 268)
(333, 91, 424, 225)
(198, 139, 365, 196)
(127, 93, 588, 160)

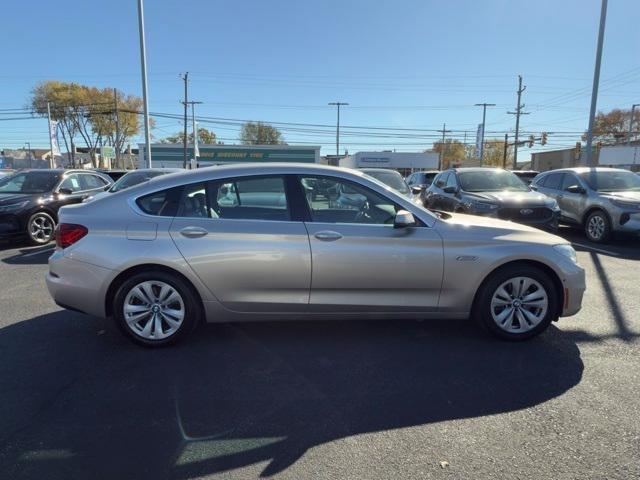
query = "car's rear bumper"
(46, 249, 113, 318)
(560, 265, 586, 317)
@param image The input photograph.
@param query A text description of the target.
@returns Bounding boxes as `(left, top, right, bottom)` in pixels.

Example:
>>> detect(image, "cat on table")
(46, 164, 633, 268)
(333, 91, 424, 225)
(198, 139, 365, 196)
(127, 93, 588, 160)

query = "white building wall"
(341, 151, 439, 170)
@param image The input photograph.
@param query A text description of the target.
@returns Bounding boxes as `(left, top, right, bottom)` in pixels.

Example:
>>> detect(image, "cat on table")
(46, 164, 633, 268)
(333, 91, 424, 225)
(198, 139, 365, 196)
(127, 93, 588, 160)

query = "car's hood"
(438, 211, 566, 246)
(0, 192, 38, 205)
(602, 191, 640, 202)
(464, 190, 550, 206)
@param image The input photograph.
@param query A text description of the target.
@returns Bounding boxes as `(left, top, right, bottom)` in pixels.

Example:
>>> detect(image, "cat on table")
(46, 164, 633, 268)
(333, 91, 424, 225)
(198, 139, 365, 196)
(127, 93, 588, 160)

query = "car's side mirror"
(58, 187, 73, 195)
(394, 210, 416, 229)
(442, 186, 457, 194)
(411, 185, 425, 194)
(103, 184, 111, 191)
(566, 185, 586, 194)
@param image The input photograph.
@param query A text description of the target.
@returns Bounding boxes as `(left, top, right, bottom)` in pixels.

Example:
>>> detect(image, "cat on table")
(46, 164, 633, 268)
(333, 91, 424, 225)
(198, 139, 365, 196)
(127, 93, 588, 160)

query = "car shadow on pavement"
(0, 311, 584, 479)
(1, 245, 54, 265)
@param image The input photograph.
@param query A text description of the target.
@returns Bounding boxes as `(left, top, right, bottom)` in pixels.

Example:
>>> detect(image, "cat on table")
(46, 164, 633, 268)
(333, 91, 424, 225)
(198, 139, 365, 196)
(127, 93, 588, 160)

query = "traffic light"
(528, 135, 535, 148)
(541, 132, 548, 145)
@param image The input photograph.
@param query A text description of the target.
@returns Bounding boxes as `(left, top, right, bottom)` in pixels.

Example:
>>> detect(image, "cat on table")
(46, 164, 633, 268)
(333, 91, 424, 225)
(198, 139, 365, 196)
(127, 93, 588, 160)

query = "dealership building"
(138, 144, 321, 168)
(338, 151, 439, 177)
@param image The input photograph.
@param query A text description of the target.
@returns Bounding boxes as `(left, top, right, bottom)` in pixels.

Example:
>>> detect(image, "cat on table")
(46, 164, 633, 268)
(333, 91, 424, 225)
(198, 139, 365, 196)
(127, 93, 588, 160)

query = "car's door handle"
(314, 230, 343, 241)
(179, 226, 208, 238)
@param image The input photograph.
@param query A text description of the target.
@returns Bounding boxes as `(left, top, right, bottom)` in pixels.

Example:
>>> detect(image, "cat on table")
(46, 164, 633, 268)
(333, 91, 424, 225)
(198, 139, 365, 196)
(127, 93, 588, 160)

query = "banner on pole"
(49, 120, 61, 157)
(476, 123, 483, 155)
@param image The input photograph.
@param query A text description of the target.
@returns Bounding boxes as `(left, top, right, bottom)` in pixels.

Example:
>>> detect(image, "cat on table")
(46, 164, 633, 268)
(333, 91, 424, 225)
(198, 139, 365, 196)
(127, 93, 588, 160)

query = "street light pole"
(137, 0, 152, 168)
(584, 0, 608, 168)
(475, 102, 495, 166)
(627, 103, 639, 145)
(328, 102, 349, 160)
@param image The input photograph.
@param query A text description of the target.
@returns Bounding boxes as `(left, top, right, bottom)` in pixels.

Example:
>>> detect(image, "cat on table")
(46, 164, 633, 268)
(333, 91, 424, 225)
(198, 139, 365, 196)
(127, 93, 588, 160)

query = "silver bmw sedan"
(46, 163, 585, 347)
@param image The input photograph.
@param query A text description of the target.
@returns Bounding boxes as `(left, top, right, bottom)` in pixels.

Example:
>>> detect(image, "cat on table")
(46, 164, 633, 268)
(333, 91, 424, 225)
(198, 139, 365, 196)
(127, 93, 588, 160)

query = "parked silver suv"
(532, 167, 640, 243)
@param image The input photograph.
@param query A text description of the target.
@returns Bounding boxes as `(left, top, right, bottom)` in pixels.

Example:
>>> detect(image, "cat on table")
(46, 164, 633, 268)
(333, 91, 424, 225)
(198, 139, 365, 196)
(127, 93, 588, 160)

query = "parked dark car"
(0, 169, 112, 244)
(360, 168, 412, 198)
(406, 170, 439, 191)
(94, 169, 129, 182)
(424, 167, 560, 230)
(83, 168, 182, 202)
(512, 170, 540, 185)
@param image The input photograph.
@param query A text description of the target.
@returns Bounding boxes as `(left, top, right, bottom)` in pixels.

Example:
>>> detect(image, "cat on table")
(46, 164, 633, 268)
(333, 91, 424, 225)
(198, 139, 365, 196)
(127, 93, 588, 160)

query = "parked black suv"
(0, 169, 112, 244)
(424, 167, 560, 230)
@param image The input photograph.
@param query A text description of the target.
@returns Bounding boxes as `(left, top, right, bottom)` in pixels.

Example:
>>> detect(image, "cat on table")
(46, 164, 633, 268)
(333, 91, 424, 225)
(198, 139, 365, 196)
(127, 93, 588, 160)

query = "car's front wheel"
(473, 265, 559, 341)
(585, 209, 611, 243)
(113, 271, 200, 347)
(27, 212, 55, 245)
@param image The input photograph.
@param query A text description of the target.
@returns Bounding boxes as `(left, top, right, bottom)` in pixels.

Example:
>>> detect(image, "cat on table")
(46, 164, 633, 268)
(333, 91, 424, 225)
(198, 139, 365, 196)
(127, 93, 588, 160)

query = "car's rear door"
(169, 175, 311, 313)
(297, 174, 443, 313)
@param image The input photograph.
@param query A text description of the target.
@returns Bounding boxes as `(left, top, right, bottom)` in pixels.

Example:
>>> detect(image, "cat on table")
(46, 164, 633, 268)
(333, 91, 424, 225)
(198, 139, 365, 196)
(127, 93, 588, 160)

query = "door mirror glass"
(565, 184, 586, 194)
(58, 187, 73, 195)
(411, 185, 425, 194)
(442, 186, 457, 194)
(394, 210, 416, 228)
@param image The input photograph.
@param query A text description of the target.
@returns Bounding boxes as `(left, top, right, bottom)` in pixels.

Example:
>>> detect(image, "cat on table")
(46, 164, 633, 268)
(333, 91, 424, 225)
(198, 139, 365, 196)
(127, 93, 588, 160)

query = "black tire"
(472, 265, 559, 341)
(26, 212, 56, 245)
(113, 270, 201, 347)
(584, 209, 611, 243)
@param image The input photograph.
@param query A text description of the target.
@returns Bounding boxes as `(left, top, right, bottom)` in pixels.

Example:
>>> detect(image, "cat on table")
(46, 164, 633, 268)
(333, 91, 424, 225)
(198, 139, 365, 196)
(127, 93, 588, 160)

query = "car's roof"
(537, 167, 631, 175)
(360, 168, 402, 174)
(512, 170, 540, 174)
(451, 167, 506, 173)
(125, 168, 183, 173)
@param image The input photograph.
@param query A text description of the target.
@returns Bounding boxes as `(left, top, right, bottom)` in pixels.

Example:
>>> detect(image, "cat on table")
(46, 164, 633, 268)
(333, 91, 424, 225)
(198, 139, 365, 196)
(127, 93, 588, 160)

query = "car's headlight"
(553, 244, 577, 264)
(0, 200, 29, 212)
(609, 198, 640, 210)
(466, 201, 499, 211)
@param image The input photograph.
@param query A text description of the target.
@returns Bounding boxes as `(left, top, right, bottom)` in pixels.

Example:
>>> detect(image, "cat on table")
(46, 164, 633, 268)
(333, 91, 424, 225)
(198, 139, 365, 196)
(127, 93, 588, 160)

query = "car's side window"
(58, 174, 82, 193)
(80, 174, 108, 191)
(136, 187, 182, 216)
(561, 173, 580, 191)
(177, 183, 212, 218)
(206, 175, 290, 221)
(300, 175, 400, 225)
(543, 173, 564, 190)
(445, 172, 458, 189)
(435, 172, 449, 188)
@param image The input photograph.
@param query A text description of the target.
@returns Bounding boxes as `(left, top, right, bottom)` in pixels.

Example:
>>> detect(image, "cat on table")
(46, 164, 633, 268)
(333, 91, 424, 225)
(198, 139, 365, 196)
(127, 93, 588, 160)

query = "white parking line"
(571, 242, 620, 257)
(21, 246, 55, 258)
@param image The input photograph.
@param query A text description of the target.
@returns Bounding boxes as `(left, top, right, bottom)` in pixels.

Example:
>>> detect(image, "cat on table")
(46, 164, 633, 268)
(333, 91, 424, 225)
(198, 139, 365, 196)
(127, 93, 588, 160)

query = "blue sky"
(1, 0, 639, 162)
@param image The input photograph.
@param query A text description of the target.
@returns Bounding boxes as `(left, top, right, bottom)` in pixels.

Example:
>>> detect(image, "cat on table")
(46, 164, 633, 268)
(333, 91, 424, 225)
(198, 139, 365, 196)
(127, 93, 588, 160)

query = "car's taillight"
(56, 223, 88, 248)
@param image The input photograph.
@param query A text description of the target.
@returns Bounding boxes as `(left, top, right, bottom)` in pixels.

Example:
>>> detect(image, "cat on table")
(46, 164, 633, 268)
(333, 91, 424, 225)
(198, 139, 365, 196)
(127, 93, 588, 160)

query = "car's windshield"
(579, 170, 640, 192)
(458, 170, 529, 192)
(0, 171, 59, 194)
(109, 171, 165, 192)
(363, 170, 410, 194)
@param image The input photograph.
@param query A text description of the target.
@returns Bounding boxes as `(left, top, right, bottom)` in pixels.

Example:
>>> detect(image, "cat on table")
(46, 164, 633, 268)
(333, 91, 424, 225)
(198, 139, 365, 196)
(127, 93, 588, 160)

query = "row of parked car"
(363, 166, 640, 244)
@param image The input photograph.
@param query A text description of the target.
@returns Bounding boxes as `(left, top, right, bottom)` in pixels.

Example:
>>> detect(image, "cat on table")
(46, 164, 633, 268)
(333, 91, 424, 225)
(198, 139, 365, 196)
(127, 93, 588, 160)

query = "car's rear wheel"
(27, 212, 55, 245)
(585, 210, 611, 243)
(473, 265, 559, 341)
(113, 271, 200, 347)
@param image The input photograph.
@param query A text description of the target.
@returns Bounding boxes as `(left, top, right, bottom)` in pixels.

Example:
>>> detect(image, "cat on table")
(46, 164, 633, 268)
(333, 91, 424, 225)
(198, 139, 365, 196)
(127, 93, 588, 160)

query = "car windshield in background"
(579, 170, 640, 192)
(109, 171, 165, 192)
(458, 170, 529, 192)
(0, 171, 59, 194)
(363, 171, 409, 194)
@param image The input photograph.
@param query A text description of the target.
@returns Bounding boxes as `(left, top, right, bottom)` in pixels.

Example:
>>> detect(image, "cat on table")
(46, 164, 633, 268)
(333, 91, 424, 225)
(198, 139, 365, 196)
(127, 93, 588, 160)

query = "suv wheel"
(473, 265, 558, 341)
(585, 210, 610, 243)
(113, 271, 200, 347)
(27, 212, 55, 245)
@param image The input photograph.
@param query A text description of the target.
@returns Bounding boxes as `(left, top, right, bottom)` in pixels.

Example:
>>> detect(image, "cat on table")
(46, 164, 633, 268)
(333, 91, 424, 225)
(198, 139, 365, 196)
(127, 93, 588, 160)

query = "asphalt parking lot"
(0, 228, 638, 480)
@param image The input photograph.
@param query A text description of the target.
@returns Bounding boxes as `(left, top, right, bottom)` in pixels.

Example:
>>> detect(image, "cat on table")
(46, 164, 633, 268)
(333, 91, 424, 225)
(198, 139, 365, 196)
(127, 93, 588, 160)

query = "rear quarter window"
(136, 187, 182, 216)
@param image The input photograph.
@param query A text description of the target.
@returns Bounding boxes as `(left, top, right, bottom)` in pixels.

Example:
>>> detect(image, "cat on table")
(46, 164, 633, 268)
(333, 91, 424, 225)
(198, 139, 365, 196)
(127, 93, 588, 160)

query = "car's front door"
(559, 173, 589, 223)
(169, 175, 311, 312)
(298, 175, 444, 313)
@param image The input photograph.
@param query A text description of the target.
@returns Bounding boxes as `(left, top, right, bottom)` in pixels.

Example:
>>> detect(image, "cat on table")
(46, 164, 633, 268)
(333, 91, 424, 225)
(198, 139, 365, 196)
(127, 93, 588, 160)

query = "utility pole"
(503, 133, 509, 169)
(585, 0, 607, 168)
(182, 100, 202, 168)
(137, 0, 152, 168)
(46, 102, 55, 169)
(328, 102, 349, 159)
(508, 75, 529, 169)
(113, 88, 121, 168)
(180, 72, 189, 169)
(474, 102, 495, 166)
(627, 103, 639, 145)
(25, 142, 32, 169)
(437, 123, 451, 170)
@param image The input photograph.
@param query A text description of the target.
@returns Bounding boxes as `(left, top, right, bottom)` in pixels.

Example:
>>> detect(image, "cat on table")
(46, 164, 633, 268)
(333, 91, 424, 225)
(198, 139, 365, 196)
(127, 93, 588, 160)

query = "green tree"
(430, 139, 466, 168)
(483, 139, 513, 167)
(240, 122, 285, 145)
(161, 127, 217, 145)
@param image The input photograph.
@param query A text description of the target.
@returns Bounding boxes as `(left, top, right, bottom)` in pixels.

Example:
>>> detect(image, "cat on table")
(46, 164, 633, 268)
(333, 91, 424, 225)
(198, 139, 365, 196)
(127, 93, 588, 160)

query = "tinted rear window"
(136, 187, 182, 216)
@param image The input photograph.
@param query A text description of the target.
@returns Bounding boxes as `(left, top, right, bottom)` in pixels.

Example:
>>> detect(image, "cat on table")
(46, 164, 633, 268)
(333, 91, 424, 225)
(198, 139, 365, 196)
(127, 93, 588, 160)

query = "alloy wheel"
(587, 215, 606, 241)
(29, 215, 54, 243)
(123, 280, 185, 340)
(490, 276, 548, 333)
